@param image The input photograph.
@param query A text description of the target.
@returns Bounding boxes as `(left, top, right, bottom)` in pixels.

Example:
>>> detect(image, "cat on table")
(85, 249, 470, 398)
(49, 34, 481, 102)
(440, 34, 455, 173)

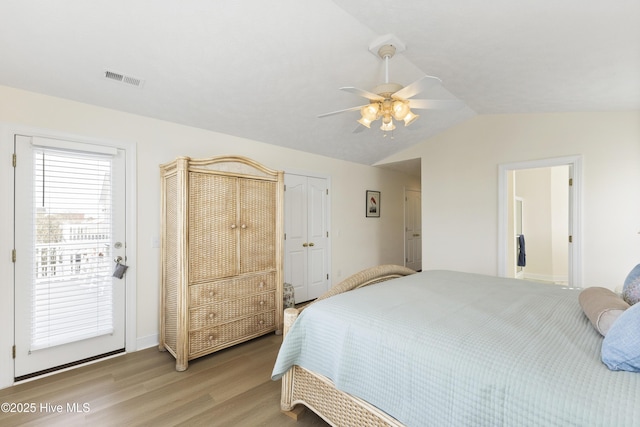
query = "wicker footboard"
(283, 365, 403, 426)
(280, 265, 415, 426)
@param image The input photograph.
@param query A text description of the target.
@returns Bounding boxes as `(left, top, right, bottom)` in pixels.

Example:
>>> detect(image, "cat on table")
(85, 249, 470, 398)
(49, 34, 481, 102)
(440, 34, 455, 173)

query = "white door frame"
(0, 123, 137, 389)
(497, 155, 582, 286)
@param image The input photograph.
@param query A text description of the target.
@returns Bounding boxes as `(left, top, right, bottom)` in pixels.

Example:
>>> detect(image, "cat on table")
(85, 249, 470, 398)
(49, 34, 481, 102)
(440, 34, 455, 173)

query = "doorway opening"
(498, 156, 582, 287)
(404, 188, 422, 272)
(509, 166, 569, 284)
(0, 125, 137, 389)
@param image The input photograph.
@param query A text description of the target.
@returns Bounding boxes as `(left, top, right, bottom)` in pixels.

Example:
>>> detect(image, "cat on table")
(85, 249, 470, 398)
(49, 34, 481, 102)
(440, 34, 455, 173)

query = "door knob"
(302, 243, 308, 247)
(308, 242, 315, 247)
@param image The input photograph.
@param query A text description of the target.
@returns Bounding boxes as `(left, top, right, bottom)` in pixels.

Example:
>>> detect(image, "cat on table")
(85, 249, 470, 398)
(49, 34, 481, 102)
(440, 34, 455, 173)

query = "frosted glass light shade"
(361, 104, 380, 121)
(403, 111, 419, 126)
(380, 120, 395, 131)
(392, 100, 409, 120)
(357, 117, 372, 128)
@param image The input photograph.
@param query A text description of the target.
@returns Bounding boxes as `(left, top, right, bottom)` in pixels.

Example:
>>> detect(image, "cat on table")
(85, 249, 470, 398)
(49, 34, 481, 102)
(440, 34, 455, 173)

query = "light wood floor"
(0, 334, 329, 427)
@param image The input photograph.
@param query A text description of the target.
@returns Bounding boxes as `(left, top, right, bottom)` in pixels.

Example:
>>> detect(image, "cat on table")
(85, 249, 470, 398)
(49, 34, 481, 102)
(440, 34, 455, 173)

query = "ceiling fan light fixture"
(361, 103, 380, 121)
(380, 119, 395, 132)
(357, 117, 372, 128)
(319, 37, 462, 137)
(392, 100, 410, 120)
(403, 111, 419, 126)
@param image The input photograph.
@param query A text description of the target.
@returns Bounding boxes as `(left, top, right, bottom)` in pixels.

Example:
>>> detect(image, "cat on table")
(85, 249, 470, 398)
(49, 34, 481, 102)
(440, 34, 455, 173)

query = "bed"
(272, 265, 640, 426)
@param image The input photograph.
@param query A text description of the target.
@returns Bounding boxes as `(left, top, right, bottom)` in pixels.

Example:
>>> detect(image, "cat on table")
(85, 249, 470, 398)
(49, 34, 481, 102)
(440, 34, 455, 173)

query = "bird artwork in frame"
(366, 190, 380, 218)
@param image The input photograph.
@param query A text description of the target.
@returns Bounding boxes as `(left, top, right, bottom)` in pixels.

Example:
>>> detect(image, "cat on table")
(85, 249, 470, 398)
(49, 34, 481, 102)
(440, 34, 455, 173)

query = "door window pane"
(30, 148, 114, 351)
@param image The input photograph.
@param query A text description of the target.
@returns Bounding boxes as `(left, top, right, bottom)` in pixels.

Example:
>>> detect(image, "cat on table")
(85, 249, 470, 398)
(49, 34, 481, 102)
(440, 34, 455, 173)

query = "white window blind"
(30, 146, 115, 351)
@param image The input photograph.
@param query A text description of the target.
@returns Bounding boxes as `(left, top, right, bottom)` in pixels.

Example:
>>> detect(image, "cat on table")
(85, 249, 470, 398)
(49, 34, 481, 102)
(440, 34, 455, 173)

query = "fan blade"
(409, 99, 465, 110)
(340, 87, 384, 101)
(392, 75, 442, 100)
(318, 104, 367, 118)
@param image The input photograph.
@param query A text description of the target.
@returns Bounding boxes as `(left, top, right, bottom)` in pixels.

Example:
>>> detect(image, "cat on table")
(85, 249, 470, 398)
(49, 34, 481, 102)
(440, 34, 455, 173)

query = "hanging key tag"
(112, 256, 129, 279)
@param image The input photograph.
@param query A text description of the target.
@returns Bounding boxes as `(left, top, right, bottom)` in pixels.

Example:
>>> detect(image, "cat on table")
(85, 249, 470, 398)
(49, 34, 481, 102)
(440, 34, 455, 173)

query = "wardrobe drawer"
(189, 311, 275, 356)
(189, 291, 275, 330)
(189, 272, 275, 306)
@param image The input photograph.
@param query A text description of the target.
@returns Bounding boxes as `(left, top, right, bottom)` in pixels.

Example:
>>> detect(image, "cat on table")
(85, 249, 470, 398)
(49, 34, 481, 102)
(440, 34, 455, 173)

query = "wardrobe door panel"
(238, 178, 277, 274)
(189, 172, 238, 282)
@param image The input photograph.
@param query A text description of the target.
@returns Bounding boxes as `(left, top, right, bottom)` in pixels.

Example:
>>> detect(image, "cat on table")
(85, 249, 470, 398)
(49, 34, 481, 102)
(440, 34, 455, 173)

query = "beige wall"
(0, 85, 418, 358)
(382, 111, 640, 289)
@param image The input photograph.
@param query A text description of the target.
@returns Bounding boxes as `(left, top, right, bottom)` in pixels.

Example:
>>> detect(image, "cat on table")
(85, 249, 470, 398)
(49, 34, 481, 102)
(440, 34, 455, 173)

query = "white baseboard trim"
(136, 334, 159, 351)
(523, 272, 568, 285)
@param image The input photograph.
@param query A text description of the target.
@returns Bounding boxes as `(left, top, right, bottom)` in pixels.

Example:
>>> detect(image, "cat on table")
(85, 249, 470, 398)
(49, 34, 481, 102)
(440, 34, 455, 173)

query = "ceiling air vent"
(104, 70, 144, 88)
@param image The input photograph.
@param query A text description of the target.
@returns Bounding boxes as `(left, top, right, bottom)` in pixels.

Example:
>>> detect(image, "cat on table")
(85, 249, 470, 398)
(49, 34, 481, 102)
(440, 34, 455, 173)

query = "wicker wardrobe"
(159, 155, 284, 371)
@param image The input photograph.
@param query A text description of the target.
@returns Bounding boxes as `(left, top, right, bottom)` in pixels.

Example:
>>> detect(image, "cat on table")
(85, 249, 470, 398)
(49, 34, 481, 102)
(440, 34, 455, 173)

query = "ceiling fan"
(318, 43, 464, 134)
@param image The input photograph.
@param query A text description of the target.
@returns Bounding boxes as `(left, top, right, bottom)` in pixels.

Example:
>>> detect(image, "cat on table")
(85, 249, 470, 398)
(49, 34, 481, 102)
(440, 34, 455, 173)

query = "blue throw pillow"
(601, 302, 640, 372)
(622, 264, 640, 305)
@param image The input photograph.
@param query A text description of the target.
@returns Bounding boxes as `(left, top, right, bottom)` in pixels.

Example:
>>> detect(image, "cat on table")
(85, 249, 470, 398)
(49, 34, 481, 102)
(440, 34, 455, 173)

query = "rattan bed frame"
(279, 264, 416, 426)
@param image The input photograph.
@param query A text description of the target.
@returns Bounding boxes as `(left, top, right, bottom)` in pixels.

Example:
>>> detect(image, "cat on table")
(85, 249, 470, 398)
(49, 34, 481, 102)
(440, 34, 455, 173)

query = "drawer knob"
(230, 224, 237, 229)
(208, 291, 214, 297)
(241, 224, 247, 229)
(259, 300, 265, 306)
(258, 320, 265, 325)
(259, 281, 265, 288)
(208, 313, 215, 319)
(208, 335, 215, 341)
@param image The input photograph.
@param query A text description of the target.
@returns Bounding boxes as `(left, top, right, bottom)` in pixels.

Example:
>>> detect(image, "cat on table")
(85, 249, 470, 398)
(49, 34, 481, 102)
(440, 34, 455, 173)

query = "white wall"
(382, 111, 640, 289)
(0, 85, 418, 373)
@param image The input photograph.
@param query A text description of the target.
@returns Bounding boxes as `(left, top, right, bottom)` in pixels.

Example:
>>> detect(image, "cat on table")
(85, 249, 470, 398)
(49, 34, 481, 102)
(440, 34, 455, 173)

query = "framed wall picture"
(366, 190, 380, 218)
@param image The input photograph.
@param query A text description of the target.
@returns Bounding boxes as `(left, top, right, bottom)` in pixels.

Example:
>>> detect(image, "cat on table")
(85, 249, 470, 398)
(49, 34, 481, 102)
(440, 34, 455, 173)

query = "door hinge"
(12, 345, 16, 359)
(569, 235, 573, 243)
(569, 178, 573, 186)
(12, 153, 17, 167)
(326, 189, 328, 195)
(326, 274, 329, 280)
(326, 231, 329, 238)
(12, 249, 16, 263)
(284, 184, 286, 191)
(284, 233, 286, 240)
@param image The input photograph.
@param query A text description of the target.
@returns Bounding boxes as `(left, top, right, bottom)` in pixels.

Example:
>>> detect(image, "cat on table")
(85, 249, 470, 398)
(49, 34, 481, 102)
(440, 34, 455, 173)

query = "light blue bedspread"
(272, 270, 640, 426)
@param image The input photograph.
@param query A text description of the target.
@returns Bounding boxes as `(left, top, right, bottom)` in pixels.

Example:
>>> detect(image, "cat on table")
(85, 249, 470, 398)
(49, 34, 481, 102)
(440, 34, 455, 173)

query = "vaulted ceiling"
(1, 0, 638, 167)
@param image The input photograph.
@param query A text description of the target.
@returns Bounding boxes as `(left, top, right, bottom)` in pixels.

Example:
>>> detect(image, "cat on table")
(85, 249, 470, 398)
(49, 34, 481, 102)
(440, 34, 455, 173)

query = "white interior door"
(14, 135, 127, 380)
(284, 174, 329, 303)
(405, 189, 422, 271)
(305, 177, 329, 300)
(284, 174, 308, 301)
